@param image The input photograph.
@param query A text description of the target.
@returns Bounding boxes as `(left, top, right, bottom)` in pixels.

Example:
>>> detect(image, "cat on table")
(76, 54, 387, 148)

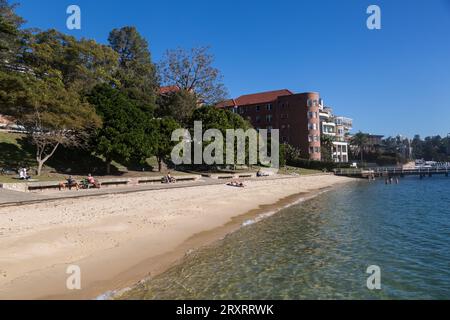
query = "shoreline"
(113, 186, 335, 300)
(0, 175, 355, 300)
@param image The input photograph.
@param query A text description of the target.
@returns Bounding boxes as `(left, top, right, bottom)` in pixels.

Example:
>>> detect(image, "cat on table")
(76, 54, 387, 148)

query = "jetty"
(334, 167, 450, 179)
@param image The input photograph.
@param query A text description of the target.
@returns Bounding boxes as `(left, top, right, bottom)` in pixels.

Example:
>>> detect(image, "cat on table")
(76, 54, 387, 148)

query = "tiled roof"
(217, 89, 293, 108)
(159, 85, 180, 95)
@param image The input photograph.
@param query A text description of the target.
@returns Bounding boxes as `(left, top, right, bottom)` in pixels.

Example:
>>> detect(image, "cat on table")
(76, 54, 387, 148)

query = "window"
(308, 123, 317, 130)
(256, 115, 261, 123)
(282, 136, 288, 143)
(308, 136, 313, 143)
(256, 105, 260, 112)
(307, 99, 312, 107)
(239, 107, 244, 114)
(267, 104, 273, 111)
(266, 114, 272, 123)
(308, 112, 318, 119)
(309, 147, 314, 154)
(314, 136, 320, 142)
(314, 147, 320, 153)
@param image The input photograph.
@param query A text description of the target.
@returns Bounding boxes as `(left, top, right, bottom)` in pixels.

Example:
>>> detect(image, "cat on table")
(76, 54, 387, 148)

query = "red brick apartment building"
(217, 90, 323, 161)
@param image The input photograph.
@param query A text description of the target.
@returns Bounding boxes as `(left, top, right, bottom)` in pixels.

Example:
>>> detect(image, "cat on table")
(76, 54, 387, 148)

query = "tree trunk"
(35, 142, 60, 176)
(157, 157, 162, 172)
(37, 160, 44, 177)
(106, 158, 111, 175)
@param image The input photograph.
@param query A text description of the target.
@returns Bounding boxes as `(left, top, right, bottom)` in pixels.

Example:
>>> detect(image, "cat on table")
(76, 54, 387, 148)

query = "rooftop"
(217, 89, 294, 108)
(159, 85, 180, 95)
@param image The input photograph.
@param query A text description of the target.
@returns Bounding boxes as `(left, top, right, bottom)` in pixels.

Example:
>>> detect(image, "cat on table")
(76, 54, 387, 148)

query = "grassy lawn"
(0, 131, 189, 183)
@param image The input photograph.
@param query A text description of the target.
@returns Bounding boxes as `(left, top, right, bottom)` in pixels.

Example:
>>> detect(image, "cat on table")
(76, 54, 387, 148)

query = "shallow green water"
(126, 176, 450, 299)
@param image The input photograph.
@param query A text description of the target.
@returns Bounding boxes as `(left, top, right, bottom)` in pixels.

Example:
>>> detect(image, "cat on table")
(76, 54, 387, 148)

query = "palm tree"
(351, 132, 369, 163)
(321, 134, 335, 162)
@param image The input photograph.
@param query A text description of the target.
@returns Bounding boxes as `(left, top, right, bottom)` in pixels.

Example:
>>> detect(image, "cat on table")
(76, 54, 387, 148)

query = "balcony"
(335, 116, 353, 129)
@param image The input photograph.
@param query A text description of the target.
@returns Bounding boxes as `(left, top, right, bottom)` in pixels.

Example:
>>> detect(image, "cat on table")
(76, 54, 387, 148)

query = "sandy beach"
(0, 174, 353, 300)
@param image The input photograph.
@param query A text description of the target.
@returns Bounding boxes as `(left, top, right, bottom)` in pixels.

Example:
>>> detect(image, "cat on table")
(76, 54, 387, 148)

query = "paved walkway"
(0, 175, 305, 208)
(0, 188, 46, 204)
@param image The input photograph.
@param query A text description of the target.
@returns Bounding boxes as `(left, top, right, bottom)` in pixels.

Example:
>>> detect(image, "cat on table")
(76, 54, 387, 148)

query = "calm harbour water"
(127, 176, 450, 300)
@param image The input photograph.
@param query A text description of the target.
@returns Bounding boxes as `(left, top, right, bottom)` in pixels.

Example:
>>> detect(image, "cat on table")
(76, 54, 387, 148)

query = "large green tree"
(151, 117, 181, 172)
(156, 89, 198, 126)
(188, 107, 252, 168)
(24, 30, 119, 93)
(87, 84, 154, 174)
(0, 7, 108, 175)
(108, 26, 158, 113)
(158, 47, 228, 105)
(0, 0, 24, 63)
(0, 72, 100, 175)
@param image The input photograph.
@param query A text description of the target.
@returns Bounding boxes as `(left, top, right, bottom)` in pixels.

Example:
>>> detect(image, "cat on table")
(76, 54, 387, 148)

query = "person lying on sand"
(226, 180, 245, 188)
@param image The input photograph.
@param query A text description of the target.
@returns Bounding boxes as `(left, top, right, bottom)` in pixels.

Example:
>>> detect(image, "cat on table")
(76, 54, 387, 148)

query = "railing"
(335, 167, 450, 176)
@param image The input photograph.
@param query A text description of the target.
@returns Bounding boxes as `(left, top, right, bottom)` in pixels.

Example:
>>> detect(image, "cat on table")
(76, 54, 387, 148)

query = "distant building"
(0, 114, 20, 132)
(217, 89, 352, 162)
(159, 85, 181, 96)
(367, 134, 384, 147)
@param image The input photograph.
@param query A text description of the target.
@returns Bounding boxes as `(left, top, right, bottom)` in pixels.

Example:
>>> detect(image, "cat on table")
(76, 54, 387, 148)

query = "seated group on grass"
(19, 167, 31, 180)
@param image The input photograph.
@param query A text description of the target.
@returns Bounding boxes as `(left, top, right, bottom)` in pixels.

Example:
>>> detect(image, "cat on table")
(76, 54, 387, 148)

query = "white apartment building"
(318, 103, 353, 163)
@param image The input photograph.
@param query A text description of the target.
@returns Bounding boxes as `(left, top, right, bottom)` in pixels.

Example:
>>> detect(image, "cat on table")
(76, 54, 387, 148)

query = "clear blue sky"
(14, 0, 450, 138)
